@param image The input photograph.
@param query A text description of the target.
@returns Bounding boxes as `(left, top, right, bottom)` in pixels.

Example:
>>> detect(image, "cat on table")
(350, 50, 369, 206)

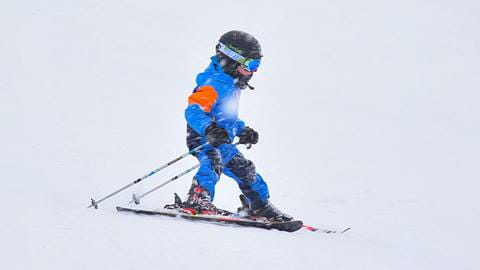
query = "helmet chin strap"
(235, 71, 255, 90)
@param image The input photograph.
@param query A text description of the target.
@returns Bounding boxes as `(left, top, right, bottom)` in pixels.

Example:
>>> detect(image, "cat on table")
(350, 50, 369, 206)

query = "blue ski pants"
(186, 125, 270, 209)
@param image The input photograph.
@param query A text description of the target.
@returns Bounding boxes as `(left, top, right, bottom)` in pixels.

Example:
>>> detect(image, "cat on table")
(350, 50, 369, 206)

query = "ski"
(235, 194, 350, 233)
(116, 206, 304, 232)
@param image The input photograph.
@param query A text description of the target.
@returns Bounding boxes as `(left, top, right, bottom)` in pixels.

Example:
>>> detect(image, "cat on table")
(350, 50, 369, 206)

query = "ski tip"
(302, 225, 352, 234)
(302, 225, 318, 232)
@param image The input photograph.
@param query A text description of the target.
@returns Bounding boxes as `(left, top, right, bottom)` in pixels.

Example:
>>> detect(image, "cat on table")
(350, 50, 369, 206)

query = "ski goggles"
(217, 42, 261, 72)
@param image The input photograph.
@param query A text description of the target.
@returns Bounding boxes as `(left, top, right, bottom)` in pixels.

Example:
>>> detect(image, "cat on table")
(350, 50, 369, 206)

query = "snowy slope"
(1, 0, 479, 269)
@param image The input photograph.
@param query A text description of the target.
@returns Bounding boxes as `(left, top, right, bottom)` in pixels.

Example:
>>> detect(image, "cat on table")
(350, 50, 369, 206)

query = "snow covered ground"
(1, 0, 479, 269)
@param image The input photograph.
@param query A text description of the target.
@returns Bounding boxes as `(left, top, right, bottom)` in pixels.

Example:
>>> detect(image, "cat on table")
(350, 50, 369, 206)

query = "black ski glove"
(238, 126, 259, 145)
(205, 123, 231, 147)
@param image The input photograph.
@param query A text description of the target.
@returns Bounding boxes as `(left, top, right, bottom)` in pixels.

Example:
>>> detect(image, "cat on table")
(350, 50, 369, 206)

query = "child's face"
(236, 66, 254, 76)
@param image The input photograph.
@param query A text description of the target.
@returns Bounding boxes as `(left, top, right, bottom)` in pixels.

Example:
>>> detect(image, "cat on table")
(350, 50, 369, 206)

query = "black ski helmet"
(215, 30, 262, 89)
(217, 30, 263, 59)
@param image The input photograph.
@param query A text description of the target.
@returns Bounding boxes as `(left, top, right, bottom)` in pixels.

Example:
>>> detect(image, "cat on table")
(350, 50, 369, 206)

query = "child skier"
(182, 30, 292, 222)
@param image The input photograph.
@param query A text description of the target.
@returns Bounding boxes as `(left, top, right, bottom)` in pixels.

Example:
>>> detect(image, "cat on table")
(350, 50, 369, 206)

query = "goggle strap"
(218, 43, 249, 65)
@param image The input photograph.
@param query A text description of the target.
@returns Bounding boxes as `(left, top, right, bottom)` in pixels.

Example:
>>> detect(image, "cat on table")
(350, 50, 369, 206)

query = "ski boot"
(180, 184, 218, 215)
(238, 194, 293, 222)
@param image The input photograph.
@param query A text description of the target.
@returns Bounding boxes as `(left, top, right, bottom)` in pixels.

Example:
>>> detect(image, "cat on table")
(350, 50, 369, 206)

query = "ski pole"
(88, 143, 208, 209)
(129, 163, 200, 205)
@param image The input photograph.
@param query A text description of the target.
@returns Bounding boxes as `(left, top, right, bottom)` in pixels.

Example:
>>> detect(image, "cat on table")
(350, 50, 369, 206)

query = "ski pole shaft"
(88, 143, 208, 209)
(129, 164, 200, 205)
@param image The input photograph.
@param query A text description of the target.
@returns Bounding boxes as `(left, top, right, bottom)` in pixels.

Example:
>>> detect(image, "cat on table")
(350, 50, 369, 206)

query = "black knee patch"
(186, 125, 202, 156)
(206, 149, 223, 176)
(225, 153, 256, 184)
(226, 153, 263, 207)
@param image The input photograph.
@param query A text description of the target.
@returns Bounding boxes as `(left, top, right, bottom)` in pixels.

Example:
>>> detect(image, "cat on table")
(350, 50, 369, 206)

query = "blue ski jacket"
(185, 56, 246, 140)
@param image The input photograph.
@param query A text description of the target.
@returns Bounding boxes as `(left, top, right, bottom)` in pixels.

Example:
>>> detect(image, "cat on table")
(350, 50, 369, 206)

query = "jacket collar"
(196, 56, 236, 86)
